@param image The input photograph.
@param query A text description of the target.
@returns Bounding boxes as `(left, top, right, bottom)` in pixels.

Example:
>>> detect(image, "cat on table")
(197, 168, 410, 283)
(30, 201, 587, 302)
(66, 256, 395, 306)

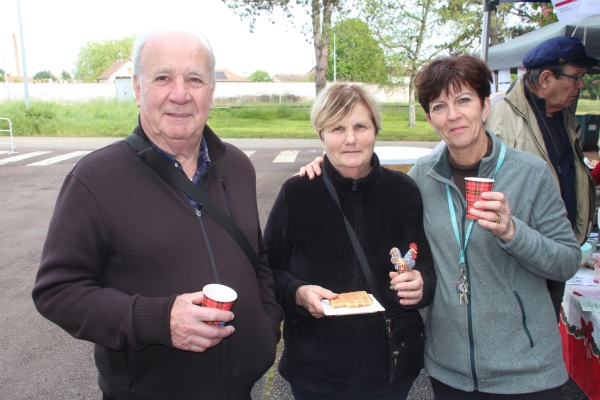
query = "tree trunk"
(312, 0, 333, 95)
(407, 0, 433, 128)
(408, 72, 416, 127)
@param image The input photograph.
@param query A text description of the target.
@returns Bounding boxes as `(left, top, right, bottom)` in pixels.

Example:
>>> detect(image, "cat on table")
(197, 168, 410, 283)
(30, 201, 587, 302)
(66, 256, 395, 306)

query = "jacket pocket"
(384, 308, 425, 384)
(103, 347, 135, 396)
(514, 291, 534, 348)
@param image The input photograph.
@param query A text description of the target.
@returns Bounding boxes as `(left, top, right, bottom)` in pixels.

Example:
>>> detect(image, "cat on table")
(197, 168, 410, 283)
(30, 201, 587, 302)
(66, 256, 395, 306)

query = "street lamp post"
(16, 0, 30, 109)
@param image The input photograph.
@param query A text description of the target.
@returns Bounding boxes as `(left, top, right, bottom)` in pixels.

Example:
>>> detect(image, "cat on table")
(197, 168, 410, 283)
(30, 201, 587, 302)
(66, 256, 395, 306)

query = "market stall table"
(560, 266, 600, 400)
(373, 147, 432, 165)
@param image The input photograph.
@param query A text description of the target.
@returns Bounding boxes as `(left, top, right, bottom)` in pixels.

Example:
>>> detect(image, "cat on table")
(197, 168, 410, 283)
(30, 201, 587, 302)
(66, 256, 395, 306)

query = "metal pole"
(481, 11, 490, 61)
(0, 29, 10, 101)
(16, 0, 29, 109)
(481, 1, 494, 62)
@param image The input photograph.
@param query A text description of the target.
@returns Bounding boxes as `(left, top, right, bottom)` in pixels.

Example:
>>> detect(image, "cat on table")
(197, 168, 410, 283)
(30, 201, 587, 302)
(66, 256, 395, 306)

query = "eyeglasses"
(558, 72, 586, 86)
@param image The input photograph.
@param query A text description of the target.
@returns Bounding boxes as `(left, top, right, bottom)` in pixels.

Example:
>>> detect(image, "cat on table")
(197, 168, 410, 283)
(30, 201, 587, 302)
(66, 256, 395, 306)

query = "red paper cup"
(202, 284, 237, 326)
(465, 178, 494, 220)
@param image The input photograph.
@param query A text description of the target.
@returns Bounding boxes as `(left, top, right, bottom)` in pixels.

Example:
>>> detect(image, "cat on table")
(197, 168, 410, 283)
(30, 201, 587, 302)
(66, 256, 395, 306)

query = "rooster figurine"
(389, 243, 418, 274)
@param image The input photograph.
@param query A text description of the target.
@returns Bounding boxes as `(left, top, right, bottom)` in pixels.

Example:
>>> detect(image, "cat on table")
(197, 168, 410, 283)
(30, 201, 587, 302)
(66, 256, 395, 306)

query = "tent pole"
(482, 10, 491, 61)
(481, 0, 497, 62)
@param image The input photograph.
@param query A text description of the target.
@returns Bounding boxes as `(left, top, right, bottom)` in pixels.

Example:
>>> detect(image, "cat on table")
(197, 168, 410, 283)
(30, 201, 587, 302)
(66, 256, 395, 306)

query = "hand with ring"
(469, 191, 515, 242)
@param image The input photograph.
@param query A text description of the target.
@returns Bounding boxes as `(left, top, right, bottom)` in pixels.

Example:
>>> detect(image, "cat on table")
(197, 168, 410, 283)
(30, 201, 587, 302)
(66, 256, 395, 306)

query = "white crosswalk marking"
(0, 151, 9, 155)
(243, 151, 255, 158)
(27, 151, 92, 166)
(0, 151, 52, 166)
(273, 150, 299, 163)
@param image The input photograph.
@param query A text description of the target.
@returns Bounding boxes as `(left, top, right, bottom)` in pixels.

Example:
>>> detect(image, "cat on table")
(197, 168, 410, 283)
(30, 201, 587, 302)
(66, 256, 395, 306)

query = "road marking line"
(273, 150, 299, 163)
(0, 151, 52, 165)
(243, 151, 256, 158)
(0, 151, 9, 155)
(27, 151, 92, 166)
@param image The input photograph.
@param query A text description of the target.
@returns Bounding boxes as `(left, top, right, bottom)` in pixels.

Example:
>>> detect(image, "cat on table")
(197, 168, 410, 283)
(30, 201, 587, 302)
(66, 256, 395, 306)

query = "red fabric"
(560, 314, 600, 399)
(591, 162, 600, 186)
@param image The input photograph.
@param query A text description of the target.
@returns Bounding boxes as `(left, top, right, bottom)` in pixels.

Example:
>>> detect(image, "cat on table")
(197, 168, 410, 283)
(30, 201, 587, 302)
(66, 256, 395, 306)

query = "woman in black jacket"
(264, 83, 436, 399)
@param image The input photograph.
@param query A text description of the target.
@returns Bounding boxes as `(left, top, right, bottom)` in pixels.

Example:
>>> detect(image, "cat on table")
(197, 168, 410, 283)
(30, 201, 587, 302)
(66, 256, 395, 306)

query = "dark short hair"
(522, 64, 568, 90)
(415, 54, 492, 113)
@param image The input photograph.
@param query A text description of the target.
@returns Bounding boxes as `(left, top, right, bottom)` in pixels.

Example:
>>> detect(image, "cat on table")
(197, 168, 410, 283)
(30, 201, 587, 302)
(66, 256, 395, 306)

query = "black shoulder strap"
(321, 167, 384, 304)
(124, 134, 259, 275)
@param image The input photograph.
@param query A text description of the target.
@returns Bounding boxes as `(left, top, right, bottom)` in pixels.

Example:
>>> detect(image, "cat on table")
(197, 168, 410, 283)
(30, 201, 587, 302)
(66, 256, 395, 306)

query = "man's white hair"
(132, 27, 216, 87)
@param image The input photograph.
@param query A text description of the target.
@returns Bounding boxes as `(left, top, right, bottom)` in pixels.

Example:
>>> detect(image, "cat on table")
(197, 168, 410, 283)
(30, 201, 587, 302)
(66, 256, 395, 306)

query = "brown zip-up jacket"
(32, 123, 283, 400)
(487, 76, 595, 245)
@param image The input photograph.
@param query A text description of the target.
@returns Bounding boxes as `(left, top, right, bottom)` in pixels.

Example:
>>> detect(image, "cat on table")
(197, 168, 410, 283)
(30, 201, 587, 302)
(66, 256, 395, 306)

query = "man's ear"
(539, 70, 554, 88)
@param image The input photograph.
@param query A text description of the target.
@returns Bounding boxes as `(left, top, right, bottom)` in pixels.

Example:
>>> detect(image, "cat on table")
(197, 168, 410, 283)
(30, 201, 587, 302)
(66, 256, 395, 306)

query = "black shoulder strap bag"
(124, 134, 259, 276)
(321, 166, 425, 384)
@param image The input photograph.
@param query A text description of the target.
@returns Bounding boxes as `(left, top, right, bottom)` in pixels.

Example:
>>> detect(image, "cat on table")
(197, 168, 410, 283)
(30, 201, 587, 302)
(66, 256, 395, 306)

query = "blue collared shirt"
(152, 136, 211, 211)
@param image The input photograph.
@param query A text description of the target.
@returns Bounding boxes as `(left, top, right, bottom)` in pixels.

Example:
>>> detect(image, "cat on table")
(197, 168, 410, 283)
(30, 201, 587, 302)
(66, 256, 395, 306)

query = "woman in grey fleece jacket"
(409, 55, 580, 398)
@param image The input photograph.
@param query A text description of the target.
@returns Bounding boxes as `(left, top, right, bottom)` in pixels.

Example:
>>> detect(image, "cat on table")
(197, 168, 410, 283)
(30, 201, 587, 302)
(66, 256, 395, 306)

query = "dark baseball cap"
(522, 36, 599, 70)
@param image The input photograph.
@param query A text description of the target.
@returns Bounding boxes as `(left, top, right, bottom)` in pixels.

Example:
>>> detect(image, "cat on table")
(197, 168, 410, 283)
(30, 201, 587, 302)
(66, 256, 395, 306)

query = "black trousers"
(547, 279, 566, 322)
(430, 377, 564, 400)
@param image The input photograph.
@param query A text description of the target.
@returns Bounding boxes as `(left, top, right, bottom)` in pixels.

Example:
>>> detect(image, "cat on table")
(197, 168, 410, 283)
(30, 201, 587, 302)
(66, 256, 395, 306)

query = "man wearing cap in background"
(487, 36, 599, 322)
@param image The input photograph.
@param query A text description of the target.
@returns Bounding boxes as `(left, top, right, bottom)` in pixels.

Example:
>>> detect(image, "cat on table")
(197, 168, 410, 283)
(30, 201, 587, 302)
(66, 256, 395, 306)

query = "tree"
(0, 68, 4, 82)
(362, 0, 455, 127)
(248, 70, 271, 82)
(61, 70, 72, 82)
(34, 70, 54, 81)
(327, 18, 387, 83)
(222, 0, 347, 94)
(582, 75, 600, 100)
(74, 35, 135, 83)
(360, 0, 543, 127)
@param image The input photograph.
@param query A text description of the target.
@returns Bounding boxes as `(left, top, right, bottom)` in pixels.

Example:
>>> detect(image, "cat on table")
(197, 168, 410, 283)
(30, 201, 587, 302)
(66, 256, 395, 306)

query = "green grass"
(0, 100, 139, 137)
(576, 99, 600, 113)
(0, 99, 599, 141)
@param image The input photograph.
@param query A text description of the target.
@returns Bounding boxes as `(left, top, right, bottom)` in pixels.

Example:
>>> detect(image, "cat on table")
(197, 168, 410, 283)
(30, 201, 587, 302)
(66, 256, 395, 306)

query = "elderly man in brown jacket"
(32, 28, 283, 400)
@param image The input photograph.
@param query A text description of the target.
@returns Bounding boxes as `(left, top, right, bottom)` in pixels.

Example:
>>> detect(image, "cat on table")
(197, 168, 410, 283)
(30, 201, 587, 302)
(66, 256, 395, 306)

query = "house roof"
(215, 69, 247, 82)
(97, 58, 133, 80)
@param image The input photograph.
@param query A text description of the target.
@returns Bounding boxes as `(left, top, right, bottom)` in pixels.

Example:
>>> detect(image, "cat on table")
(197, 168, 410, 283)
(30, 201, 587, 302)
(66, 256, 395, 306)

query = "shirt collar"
(151, 136, 211, 186)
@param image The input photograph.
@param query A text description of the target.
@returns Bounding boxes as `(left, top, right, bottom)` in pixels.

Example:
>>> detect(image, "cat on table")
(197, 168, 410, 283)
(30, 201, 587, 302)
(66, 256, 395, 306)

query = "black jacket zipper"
(196, 206, 220, 283)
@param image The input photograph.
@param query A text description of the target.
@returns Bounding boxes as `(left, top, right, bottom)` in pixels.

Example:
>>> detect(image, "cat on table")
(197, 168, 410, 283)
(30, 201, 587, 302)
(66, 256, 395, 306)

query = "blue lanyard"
(445, 142, 506, 264)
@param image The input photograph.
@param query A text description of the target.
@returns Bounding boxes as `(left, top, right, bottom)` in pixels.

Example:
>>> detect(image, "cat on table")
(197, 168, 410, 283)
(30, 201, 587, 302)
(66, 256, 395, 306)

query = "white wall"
(0, 82, 409, 104)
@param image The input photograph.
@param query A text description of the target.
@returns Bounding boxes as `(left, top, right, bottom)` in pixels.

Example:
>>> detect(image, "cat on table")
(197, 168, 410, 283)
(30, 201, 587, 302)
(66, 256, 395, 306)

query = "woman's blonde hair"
(310, 84, 382, 138)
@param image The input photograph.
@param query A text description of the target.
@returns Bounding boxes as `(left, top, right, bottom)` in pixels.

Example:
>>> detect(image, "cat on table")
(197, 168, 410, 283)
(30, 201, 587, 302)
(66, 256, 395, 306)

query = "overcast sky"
(0, 0, 316, 78)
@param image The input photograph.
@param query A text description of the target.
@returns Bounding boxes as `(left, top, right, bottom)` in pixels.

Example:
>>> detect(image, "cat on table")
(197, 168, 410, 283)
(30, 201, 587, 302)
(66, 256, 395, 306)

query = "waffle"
(329, 291, 373, 309)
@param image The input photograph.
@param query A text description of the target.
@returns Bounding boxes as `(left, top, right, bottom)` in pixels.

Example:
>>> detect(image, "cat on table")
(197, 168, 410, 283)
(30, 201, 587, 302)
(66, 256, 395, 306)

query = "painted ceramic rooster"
(389, 243, 418, 274)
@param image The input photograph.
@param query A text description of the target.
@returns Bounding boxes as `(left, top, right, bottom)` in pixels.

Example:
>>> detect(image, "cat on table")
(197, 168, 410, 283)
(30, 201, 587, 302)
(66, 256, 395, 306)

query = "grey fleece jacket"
(408, 131, 580, 394)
